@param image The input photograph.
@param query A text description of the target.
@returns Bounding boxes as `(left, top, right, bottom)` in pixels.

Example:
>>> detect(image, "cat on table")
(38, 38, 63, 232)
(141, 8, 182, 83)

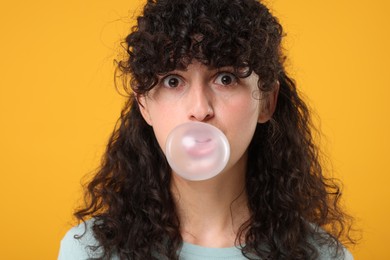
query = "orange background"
(0, 0, 389, 259)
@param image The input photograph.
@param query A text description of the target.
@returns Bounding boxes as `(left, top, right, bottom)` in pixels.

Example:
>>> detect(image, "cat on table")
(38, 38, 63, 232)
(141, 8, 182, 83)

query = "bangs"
(119, 0, 283, 93)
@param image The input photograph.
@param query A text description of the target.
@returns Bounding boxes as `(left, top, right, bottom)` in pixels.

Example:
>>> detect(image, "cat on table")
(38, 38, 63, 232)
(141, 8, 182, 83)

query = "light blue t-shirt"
(58, 220, 353, 260)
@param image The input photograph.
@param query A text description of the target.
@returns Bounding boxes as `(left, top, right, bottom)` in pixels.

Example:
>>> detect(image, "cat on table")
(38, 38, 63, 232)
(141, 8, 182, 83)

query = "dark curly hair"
(75, 0, 355, 259)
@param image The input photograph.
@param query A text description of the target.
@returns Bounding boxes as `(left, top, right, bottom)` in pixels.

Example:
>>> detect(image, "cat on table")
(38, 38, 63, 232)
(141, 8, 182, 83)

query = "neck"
(170, 153, 250, 248)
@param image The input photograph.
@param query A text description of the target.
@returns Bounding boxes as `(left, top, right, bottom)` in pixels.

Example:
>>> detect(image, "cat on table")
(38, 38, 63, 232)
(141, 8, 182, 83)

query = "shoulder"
(314, 241, 353, 260)
(308, 224, 354, 260)
(58, 219, 104, 260)
(314, 240, 353, 260)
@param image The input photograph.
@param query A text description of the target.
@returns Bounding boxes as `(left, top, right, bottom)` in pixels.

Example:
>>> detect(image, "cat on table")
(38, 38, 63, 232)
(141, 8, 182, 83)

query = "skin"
(138, 60, 279, 247)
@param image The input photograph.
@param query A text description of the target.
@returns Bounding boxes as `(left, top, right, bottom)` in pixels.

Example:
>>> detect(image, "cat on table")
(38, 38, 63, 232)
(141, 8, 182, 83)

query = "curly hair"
(75, 0, 355, 259)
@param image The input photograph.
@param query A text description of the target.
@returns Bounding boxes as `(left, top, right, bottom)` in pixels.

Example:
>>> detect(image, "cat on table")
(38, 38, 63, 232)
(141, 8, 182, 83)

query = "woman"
(58, 0, 355, 259)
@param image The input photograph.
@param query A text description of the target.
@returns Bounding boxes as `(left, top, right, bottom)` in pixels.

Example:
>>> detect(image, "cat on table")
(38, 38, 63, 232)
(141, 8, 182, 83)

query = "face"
(138, 61, 278, 176)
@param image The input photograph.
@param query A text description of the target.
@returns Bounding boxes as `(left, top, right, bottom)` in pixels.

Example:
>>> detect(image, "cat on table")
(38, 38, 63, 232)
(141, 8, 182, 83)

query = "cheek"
(152, 127, 168, 154)
(225, 96, 260, 128)
(147, 105, 179, 154)
(222, 98, 260, 155)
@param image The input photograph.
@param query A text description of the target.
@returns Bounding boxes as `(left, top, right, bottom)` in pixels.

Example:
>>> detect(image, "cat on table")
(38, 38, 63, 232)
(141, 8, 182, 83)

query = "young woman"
(58, 0, 355, 259)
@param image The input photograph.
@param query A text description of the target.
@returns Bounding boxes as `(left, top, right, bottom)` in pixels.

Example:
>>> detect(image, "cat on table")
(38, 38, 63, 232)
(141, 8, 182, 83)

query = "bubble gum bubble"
(165, 122, 230, 181)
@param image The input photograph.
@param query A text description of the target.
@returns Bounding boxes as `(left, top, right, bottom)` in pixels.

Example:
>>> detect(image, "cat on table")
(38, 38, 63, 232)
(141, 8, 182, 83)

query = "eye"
(162, 75, 183, 88)
(214, 72, 237, 86)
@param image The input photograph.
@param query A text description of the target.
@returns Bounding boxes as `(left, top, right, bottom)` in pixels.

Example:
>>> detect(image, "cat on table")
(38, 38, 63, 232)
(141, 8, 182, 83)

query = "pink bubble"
(165, 122, 230, 181)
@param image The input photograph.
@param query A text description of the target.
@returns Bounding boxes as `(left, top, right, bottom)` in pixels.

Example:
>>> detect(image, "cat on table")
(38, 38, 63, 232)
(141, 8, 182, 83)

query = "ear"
(137, 94, 153, 126)
(258, 80, 280, 123)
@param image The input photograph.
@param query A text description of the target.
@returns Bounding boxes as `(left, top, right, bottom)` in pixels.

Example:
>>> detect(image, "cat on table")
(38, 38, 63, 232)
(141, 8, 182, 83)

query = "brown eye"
(163, 75, 182, 88)
(215, 72, 237, 86)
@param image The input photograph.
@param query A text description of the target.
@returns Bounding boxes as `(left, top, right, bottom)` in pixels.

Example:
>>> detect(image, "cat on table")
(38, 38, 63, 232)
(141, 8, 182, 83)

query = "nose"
(187, 84, 215, 122)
